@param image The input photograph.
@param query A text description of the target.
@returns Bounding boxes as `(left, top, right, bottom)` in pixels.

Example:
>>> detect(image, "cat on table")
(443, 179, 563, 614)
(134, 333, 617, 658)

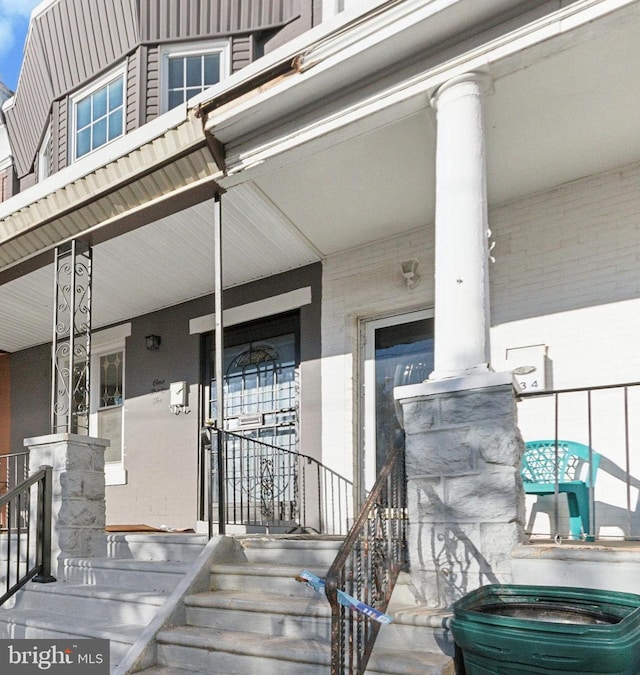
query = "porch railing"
(518, 381, 640, 541)
(0, 465, 56, 606)
(204, 428, 353, 536)
(0, 451, 29, 495)
(325, 437, 408, 675)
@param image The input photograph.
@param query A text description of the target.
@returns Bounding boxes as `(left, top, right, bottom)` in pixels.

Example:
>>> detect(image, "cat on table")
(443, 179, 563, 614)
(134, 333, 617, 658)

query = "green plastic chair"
(522, 440, 601, 540)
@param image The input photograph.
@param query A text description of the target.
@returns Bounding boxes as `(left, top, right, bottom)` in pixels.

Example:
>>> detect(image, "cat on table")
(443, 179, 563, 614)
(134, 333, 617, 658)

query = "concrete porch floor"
(513, 539, 640, 595)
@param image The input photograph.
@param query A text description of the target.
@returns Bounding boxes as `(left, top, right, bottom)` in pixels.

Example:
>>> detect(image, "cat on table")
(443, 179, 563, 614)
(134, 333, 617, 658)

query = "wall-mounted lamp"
(400, 259, 420, 289)
(145, 335, 161, 351)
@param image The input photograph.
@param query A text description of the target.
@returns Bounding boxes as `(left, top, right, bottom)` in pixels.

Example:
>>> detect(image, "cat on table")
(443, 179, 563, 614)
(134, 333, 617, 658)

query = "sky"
(0, 0, 42, 91)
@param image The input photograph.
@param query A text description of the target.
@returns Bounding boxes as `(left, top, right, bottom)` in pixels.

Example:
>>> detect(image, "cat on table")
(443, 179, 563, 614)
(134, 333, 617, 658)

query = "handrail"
(205, 427, 353, 536)
(0, 465, 55, 606)
(325, 439, 408, 674)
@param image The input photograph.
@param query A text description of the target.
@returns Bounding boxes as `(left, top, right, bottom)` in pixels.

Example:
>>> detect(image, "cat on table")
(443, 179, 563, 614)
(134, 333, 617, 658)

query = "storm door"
(202, 313, 300, 527)
(362, 311, 434, 491)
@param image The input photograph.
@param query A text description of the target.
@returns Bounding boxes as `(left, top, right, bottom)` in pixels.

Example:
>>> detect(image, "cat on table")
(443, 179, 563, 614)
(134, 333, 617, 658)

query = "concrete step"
(0, 606, 139, 670)
(61, 557, 190, 592)
(155, 625, 454, 675)
(184, 589, 331, 639)
(8, 581, 169, 624)
(235, 534, 344, 567)
(210, 561, 325, 597)
(376, 604, 455, 657)
(106, 533, 208, 562)
(156, 625, 331, 675)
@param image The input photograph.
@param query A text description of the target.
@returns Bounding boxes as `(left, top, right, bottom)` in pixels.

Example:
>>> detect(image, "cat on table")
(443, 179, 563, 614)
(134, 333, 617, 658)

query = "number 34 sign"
(506, 344, 547, 393)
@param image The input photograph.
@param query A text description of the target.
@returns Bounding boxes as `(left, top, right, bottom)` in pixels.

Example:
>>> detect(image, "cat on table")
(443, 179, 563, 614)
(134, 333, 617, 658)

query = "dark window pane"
(186, 55, 201, 87)
(76, 127, 91, 158)
(186, 87, 201, 100)
(76, 98, 91, 129)
(108, 110, 123, 140)
(168, 57, 184, 88)
(203, 54, 220, 85)
(93, 86, 107, 119)
(93, 117, 107, 149)
(108, 77, 123, 111)
(168, 90, 183, 109)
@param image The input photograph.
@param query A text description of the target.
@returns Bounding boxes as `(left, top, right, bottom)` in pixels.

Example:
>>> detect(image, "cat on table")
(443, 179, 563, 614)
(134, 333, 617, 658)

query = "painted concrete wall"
(321, 159, 640, 538)
(11, 264, 321, 529)
(321, 227, 434, 481)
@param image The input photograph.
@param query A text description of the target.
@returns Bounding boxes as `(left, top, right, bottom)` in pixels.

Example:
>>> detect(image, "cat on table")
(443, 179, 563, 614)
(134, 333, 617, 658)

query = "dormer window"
(162, 41, 230, 112)
(71, 66, 125, 161)
(37, 123, 51, 181)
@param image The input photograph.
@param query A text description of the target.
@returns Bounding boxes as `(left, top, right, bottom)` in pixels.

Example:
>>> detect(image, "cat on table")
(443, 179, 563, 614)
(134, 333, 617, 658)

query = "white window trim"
(160, 40, 231, 113)
(90, 323, 131, 486)
(69, 64, 127, 162)
(37, 123, 52, 182)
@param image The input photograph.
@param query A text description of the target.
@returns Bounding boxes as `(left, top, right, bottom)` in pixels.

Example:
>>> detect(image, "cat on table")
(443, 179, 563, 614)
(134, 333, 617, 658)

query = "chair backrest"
(522, 440, 601, 487)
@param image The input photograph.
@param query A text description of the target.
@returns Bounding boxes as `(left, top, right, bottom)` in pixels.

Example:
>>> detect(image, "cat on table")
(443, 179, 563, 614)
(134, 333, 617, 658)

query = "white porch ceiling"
(0, 183, 319, 352)
(2, 1, 640, 353)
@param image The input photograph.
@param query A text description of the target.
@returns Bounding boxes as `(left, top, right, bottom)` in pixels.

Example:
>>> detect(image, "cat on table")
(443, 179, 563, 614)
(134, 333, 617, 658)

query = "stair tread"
(64, 557, 190, 573)
(368, 647, 454, 674)
(0, 607, 144, 643)
(16, 581, 169, 604)
(157, 625, 331, 665)
(211, 561, 327, 576)
(185, 589, 329, 615)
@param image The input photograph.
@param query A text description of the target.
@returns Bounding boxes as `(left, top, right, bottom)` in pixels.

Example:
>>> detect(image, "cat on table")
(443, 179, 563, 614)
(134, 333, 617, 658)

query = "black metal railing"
(519, 381, 640, 540)
(325, 439, 408, 674)
(0, 465, 55, 606)
(0, 451, 29, 501)
(205, 428, 353, 536)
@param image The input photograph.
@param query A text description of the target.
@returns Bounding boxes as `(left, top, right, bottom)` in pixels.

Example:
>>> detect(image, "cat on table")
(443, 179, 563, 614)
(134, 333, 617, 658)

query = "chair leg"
(565, 489, 591, 540)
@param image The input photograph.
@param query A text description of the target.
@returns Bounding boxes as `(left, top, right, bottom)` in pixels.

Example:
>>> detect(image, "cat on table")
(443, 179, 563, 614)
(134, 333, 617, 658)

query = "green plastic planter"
(450, 584, 640, 674)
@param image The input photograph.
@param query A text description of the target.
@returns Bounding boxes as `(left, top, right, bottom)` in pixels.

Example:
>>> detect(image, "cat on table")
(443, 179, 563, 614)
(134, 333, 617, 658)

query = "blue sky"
(0, 0, 42, 91)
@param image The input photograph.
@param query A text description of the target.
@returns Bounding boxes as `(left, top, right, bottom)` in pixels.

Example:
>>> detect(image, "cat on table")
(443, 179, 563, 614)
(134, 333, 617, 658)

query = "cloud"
(0, 0, 41, 53)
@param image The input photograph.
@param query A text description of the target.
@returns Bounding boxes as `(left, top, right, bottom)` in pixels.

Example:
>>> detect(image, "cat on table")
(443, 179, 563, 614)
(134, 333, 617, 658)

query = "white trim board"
(189, 287, 312, 334)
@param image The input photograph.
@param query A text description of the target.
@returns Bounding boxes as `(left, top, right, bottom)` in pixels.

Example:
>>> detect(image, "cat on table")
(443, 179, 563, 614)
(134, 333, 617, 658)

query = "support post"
(51, 240, 92, 434)
(430, 73, 491, 379)
(213, 193, 226, 534)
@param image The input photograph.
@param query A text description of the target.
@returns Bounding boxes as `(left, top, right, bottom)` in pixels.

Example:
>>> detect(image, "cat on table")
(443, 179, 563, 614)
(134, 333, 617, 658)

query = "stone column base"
(396, 372, 526, 608)
(25, 433, 109, 573)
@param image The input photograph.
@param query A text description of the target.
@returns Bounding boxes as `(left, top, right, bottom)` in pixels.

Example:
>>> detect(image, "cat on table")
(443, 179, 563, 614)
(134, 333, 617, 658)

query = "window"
(71, 68, 125, 160)
(37, 123, 51, 181)
(90, 324, 130, 485)
(162, 42, 230, 112)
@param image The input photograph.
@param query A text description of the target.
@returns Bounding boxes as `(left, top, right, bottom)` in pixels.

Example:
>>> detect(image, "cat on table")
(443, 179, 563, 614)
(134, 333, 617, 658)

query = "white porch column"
(430, 72, 491, 379)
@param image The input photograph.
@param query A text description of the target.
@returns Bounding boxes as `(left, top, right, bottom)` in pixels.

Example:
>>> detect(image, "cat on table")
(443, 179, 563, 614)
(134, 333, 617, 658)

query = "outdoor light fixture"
(145, 335, 161, 351)
(401, 259, 420, 289)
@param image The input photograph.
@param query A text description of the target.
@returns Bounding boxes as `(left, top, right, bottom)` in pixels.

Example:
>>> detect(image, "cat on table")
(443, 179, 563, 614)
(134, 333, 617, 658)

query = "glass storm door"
(362, 311, 434, 490)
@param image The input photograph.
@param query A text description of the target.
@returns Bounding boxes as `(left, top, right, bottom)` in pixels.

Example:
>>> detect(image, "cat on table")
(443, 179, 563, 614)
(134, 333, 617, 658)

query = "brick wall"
(320, 159, 640, 491)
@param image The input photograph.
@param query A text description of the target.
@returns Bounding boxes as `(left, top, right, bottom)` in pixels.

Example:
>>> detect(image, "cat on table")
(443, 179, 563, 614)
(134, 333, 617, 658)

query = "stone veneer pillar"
(396, 373, 526, 609)
(25, 433, 108, 573)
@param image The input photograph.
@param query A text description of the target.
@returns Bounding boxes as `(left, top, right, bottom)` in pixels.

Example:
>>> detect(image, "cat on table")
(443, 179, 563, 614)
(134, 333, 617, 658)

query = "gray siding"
(139, 0, 302, 41)
(146, 47, 161, 121)
(126, 54, 139, 134)
(231, 35, 254, 73)
(52, 99, 67, 174)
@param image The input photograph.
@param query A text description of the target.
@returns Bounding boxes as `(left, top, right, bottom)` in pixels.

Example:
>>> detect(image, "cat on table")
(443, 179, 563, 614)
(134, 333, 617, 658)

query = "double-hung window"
(90, 324, 131, 485)
(162, 42, 230, 112)
(71, 67, 125, 160)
